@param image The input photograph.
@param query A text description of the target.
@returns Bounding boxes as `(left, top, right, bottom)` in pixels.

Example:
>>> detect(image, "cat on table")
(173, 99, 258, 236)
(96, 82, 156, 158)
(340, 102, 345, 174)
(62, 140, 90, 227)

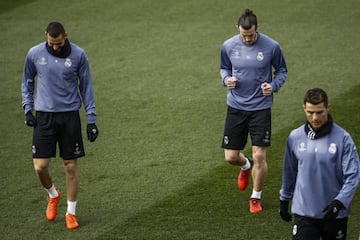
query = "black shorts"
(222, 106, 271, 150)
(292, 215, 348, 240)
(32, 111, 85, 160)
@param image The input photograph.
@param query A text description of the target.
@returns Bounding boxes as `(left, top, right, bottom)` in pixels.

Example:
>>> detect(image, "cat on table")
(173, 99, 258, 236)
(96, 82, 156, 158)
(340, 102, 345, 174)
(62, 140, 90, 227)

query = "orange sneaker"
(46, 190, 61, 221)
(237, 158, 253, 190)
(66, 213, 79, 230)
(249, 198, 262, 213)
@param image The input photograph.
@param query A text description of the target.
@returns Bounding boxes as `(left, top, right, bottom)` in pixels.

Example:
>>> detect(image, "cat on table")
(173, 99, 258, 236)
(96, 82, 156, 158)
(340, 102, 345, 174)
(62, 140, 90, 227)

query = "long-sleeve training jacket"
(280, 123, 360, 219)
(21, 41, 96, 124)
(220, 32, 287, 111)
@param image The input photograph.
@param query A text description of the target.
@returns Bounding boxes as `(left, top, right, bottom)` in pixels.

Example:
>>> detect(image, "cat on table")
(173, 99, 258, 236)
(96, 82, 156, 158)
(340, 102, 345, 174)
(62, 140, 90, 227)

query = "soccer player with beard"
(220, 9, 287, 213)
(21, 22, 99, 229)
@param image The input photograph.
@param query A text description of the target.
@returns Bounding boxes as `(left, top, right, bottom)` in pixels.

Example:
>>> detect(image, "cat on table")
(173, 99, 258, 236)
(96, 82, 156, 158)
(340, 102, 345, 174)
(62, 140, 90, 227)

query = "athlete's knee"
(34, 166, 48, 176)
(224, 149, 244, 165)
(225, 157, 239, 165)
(252, 147, 267, 165)
(33, 159, 50, 175)
(64, 159, 78, 175)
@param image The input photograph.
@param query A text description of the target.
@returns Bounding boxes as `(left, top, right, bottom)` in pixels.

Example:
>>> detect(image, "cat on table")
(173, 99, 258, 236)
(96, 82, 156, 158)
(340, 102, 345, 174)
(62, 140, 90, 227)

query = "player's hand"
(279, 200, 292, 222)
(322, 200, 345, 220)
(261, 82, 273, 96)
(87, 124, 99, 142)
(25, 111, 36, 127)
(227, 77, 237, 89)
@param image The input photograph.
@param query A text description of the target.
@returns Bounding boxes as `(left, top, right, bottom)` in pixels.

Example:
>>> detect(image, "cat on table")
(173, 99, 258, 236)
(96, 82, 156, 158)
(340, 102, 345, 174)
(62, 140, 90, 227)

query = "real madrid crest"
(257, 52, 264, 61)
(328, 143, 337, 154)
(64, 58, 72, 68)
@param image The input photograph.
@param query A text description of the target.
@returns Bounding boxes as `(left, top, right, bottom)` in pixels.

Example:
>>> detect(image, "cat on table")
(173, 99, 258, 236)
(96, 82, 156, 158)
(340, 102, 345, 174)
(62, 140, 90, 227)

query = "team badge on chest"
(257, 52, 264, 61)
(64, 58, 72, 68)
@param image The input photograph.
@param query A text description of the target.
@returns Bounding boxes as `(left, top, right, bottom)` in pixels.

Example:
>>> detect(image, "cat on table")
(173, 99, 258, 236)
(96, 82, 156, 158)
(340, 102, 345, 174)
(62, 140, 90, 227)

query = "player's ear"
(64, 32, 68, 39)
(326, 104, 331, 112)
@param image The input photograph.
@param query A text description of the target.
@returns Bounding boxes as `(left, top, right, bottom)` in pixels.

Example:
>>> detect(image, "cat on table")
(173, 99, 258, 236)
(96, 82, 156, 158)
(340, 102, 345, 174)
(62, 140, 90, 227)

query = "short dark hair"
(46, 22, 66, 38)
(237, 9, 257, 30)
(304, 88, 328, 107)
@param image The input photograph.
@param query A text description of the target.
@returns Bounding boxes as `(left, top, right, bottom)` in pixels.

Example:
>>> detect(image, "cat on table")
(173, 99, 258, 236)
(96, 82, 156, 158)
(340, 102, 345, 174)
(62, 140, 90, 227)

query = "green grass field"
(1, 0, 359, 239)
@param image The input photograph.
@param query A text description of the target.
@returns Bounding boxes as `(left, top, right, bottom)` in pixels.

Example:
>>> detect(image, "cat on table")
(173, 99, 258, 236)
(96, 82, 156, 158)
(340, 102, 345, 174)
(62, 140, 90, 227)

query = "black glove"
(279, 200, 292, 222)
(87, 124, 99, 142)
(25, 111, 36, 127)
(322, 200, 345, 220)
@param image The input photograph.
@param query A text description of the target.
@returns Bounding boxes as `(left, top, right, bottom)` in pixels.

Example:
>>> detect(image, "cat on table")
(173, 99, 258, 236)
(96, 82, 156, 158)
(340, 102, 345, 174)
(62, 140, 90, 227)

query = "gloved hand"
(25, 111, 36, 127)
(322, 200, 345, 220)
(279, 200, 292, 222)
(87, 123, 99, 142)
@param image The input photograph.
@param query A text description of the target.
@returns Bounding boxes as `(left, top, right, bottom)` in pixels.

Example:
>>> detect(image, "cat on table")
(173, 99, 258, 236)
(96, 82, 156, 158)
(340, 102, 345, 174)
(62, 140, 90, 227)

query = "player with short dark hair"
(279, 88, 360, 239)
(220, 8, 287, 213)
(21, 21, 99, 230)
